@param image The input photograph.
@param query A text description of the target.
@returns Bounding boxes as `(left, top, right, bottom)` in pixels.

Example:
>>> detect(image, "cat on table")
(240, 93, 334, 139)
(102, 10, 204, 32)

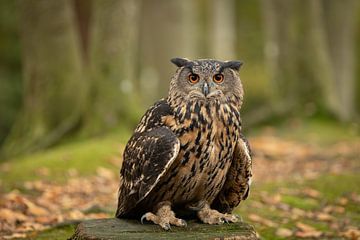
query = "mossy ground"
(1, 119, 359, 239)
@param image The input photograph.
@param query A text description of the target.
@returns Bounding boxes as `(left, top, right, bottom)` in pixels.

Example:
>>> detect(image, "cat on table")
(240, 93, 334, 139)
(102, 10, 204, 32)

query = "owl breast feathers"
(116, 58, 252, 229)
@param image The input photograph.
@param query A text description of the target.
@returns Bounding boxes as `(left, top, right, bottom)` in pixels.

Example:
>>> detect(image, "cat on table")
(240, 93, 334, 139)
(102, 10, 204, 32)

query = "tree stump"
(70, 218, 258, 240)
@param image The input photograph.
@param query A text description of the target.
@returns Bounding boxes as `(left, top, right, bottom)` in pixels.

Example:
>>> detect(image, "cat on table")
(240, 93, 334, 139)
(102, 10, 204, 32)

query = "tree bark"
(138, 0, 197, 103)
(210, 0, 236, 60)
(1, 0, 84, 158)
(322, 0, 359, 121)
(70, 218, 259, 240)
(82, 0, 140, 135)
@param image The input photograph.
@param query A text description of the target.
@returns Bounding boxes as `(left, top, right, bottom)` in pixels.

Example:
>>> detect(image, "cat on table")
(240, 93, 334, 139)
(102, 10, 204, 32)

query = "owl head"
(169, 57, 244, 108)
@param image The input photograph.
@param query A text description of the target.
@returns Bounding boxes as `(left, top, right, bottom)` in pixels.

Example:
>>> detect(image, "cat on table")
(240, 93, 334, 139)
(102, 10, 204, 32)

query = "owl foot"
(197, 204, 239, 225)
(140, 203, 187, 230)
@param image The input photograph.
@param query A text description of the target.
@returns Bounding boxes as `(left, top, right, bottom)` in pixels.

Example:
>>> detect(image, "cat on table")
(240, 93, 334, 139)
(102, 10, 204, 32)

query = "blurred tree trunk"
(82, 0, 140, 135)
(210, 0, 236, 60)
(305, 0, 359, 121)
(138, 0, 198, 103)
(1, 0, 84, 158)
(322, 0, 359, 121)
(262, 0, 359, 121)
(261, 0, 300, 109)
(73, 0, 92, 63)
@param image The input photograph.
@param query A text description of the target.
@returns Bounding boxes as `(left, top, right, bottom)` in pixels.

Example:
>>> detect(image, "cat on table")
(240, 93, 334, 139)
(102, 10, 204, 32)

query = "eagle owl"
(116, 58, 252, 230)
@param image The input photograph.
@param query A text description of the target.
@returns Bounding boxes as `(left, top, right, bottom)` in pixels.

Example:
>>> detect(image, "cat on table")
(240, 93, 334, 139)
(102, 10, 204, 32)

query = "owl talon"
(198, 204, 239, 225)
(140, 214, 147, 224)
(139, 203, 187, 230)
(180, 219, 187, 227)
(161, 222, 171, 231)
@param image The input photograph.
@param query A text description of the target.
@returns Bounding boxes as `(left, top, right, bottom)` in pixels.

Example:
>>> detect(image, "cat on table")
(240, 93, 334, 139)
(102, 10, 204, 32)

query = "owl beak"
(202, 83, 209, 96)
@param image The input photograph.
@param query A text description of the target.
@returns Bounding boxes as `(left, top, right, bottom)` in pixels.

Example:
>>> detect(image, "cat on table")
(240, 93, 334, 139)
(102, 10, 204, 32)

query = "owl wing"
(211, 133, 252, 213)
(116, 100, 180, 217)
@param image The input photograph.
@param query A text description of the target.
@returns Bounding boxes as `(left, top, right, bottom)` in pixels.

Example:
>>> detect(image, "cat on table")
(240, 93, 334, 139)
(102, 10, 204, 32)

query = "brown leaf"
(323, 205, 345, 214)
(21, 197, 49, 216)
(340, 227, 360, 240)
(296, 222, 316, 232)
(0, 208, 28, 223)
(248, 214, 277, 227)
(337, 197, 349, 206)
(350, 192, 360, 203)
(295, 222, 322, 238)
(316, 212, 334, 222)
(35, 167, 50, 176)
(259, 191, 282, 205)
(302, 188, 321, 198)
(3, 233, 27, 239)
(276, 228, 293, 237)
(295, 230, 322, 238)
(96, 167, 115, 180)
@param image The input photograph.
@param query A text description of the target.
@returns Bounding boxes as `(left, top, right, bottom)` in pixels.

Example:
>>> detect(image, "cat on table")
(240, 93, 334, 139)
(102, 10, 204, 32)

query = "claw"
(180, 219, 187, 227)
(140, 213, 147, 224)
(234, 214, 243, 222)
(162, 222, 171, 231)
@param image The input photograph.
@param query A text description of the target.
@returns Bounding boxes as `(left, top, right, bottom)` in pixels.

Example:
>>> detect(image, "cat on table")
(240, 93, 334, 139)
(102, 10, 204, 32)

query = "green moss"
(281, 195, 319, 211)
(309, 174, 360, 201)
(0, 129, 130, 192)
(252, 118, 359, 145)
(26, 225, 75, 240)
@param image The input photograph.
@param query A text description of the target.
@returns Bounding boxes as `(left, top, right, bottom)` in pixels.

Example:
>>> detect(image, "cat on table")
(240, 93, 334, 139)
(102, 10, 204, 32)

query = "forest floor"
(0, 119, 359, 240)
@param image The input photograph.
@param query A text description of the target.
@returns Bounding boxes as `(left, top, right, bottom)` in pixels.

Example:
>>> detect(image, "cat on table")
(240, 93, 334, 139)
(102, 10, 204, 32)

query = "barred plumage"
(116, 58, 252, 229)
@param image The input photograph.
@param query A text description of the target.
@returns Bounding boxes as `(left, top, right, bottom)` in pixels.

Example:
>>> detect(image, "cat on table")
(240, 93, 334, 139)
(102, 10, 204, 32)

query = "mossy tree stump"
(70, 218, 258, 240)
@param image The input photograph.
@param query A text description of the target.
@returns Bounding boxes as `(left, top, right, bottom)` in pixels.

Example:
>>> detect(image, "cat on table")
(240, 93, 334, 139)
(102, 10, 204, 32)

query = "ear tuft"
(222, 60, 244, 71)
(170, 57, 191, 68)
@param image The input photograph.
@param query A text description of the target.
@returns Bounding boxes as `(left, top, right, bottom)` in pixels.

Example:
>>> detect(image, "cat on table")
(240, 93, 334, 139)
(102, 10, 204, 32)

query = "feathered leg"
(197, 203, 239, 224)
(141, 201, 187, 230)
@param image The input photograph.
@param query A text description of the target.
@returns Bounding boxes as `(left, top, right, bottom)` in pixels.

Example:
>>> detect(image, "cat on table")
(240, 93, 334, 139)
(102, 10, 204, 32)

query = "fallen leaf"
(96, 167, 115, 180)
(296, 222, 316, 232)
(316, 212, 334, 222)
(295, 222, 322, 238)
(21, 197, 49, 216)
(323, 205, 345, 214)
(248, 214, 277, 227)
(276, 228, 293, 237)
(337, 197, 349, 206)
(350, 193, 360, 203)
(0, 208, 28, 223)
(295, 230, 322, 238)
(340, 227, 360, 240)
(3, 233, 27, 239)
(35, 167, 50, 176)
(302, 188, 321, 198)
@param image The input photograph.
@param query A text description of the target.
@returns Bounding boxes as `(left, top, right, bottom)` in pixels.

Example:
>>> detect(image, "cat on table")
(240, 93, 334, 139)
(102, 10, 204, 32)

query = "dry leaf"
(0, 208, 28, 222)
(3, 233, 27, 239)
(96, 167, 114, 180)
(302, 188, 321, 198)
(276, 228, 293, 237)
(296, 222, 316, 232)
(340, 227, 360, 240)
(295, 230, 322, 238)
(316, 212, 334, 222)
(248, 214, 277, 227)
(337, 197, 349, 206)
(295, 222, 322, 238)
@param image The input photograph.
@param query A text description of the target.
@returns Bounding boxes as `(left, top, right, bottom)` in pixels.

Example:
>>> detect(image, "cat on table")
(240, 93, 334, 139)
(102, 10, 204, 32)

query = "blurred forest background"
(1, 1, 360, 239)
(1, 0, 359, 159)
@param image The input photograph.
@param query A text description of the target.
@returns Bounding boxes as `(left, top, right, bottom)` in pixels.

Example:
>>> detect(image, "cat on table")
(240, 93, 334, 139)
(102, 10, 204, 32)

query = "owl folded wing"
(116, 127, 180, 217)
(211, 133, 252, 213)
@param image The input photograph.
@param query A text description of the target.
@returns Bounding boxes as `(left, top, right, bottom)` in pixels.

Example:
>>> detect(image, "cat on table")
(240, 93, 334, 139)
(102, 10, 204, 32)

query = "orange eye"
(188, 73, 200, 84)
(213, 74, 224, 83)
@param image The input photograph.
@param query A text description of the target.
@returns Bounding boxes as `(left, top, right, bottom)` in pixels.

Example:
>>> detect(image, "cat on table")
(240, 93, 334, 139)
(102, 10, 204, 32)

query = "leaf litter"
(0, 134, 359, 239)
